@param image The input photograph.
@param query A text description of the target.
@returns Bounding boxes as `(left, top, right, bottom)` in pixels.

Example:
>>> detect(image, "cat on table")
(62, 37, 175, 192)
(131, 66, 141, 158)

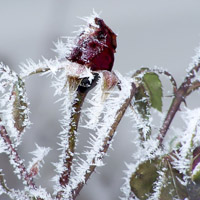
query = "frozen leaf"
(142, 72, 163, 112)
(101, 70, 119, 101)
(134, 84, 150, 120)
(130, 158, 160, 200)
(159, 159, 188, 200)
(12, 77, 29, 134)
(130, 156, 188, 200)
(131, 70, 153, 139)
(102, 71, 119, 91)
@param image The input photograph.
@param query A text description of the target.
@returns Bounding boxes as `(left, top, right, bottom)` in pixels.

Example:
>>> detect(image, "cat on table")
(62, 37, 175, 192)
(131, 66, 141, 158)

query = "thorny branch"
(158, 63, 200, 146)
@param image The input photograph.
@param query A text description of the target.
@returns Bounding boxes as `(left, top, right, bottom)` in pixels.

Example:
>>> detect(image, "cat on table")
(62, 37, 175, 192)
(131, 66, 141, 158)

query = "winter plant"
(1, 12, 200, 200)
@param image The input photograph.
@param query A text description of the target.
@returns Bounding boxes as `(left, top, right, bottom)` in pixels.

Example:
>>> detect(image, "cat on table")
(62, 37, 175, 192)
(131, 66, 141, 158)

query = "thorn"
(182, 98, 187, 107)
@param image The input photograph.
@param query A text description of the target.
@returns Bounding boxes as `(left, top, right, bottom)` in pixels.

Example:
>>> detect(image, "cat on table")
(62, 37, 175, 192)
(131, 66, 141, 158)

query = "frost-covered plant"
(1, 12, 200, 200)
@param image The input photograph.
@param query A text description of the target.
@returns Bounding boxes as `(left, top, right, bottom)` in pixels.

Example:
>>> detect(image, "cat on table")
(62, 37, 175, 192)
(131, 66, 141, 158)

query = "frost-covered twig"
(0, 121, 36, 189)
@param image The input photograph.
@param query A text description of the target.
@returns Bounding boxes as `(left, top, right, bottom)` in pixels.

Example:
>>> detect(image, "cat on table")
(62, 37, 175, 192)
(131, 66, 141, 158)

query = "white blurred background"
(1, 1, 200, 200)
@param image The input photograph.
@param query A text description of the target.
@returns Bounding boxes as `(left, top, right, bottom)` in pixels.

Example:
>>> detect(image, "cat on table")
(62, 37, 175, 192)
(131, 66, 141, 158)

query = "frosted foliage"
(121, 111, 165, 199)
(122, 106, 200, 199)
(0, 64, 18, 141)
(147, 169, 166, 200)
(126, 104, 151, 140)
(0, 67, 31, 144)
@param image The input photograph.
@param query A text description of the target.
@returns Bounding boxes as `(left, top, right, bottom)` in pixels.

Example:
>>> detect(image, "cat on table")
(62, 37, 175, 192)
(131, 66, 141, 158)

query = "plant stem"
(0, 122, 36, 189)
(158, 63, 200, 146)
(59, 90, 87, 187)
(71, 82, 136, 199)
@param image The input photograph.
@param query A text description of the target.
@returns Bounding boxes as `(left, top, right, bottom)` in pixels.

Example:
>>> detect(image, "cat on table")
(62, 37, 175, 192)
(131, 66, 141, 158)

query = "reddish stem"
(0, 122, 36, 189)
(158, 63, 200, 146)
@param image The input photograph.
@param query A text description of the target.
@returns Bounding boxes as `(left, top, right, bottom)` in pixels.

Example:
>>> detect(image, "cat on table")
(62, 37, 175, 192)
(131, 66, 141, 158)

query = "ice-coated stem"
(59, 90, 87, 187)
(70, 82, 136, 199)
(0, 122, 36, 189)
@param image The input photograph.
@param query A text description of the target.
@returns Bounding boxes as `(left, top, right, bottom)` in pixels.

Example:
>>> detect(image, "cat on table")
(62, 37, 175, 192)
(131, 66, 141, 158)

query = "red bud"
(67, 18, 117, 72)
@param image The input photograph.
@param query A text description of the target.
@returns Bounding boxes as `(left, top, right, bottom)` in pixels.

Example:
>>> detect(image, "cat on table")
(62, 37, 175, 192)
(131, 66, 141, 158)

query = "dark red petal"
(67, 17, 117, 72)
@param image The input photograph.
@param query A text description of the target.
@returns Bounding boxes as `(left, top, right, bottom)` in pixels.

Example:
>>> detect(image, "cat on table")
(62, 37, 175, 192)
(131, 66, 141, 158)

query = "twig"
(70, 82, 136, 199)
(158, 63, 200, 146)
(0, 122, 36, 189)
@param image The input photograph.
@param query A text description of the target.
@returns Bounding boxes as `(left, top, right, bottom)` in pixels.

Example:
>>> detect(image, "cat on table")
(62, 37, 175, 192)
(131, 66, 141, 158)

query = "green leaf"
(130, 158, 161, 200)
(134, 84, 150, 119)
(143, 72, 163, 112)
(130, 156, 188, 200)
(12, 77, 28, 134)
(160, 160, 188, 200)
